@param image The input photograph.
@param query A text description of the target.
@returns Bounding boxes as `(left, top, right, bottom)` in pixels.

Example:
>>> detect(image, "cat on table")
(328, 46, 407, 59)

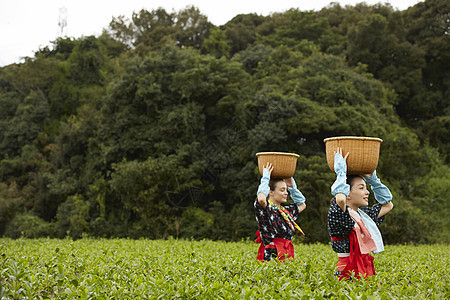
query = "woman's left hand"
(284, 177, 294, 188)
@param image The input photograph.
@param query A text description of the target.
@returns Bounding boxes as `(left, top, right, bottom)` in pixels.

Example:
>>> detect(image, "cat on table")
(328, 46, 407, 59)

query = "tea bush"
(1, 238, 448, 299)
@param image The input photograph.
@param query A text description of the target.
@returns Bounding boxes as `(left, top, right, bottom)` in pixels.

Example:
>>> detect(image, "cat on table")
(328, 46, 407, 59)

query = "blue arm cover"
(363, 170, 392, 204)
(287, 177, 306, 205)
(256, 168, 270, 197)
(331, 153, 350, 197)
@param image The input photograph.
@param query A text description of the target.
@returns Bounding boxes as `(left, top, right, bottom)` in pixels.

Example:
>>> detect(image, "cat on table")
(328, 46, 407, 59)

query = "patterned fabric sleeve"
(285, 203, 300, 221)
(327, 199, 386, 253)
(359, 203, 385, 226)
(254, 198, 276, 246)
(254, 199, 298, 246)
(327, 199, 355, 238)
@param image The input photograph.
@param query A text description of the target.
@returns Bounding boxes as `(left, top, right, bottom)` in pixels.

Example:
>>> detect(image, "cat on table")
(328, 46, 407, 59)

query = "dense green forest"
(0, 0, 448, 244)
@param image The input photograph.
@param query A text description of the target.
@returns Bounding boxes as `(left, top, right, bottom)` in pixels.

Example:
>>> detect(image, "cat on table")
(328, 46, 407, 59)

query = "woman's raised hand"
(331, 146, 351, 199)
(284, 177, 293, 188)
(264, 162, 273, 175)
(334, 147, 349, 162)
(333, 147, 349, 174)
(257, 162, 273, 205)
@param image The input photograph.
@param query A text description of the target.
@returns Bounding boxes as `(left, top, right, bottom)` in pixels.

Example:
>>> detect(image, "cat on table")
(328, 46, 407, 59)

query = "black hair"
(331, 175, 364, 204)
(269, 178, 285, 191)
(346, 175, 364, 188)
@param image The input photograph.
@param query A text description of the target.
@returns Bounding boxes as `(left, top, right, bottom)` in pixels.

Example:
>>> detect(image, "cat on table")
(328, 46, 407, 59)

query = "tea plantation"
(1, 238, 448, 299)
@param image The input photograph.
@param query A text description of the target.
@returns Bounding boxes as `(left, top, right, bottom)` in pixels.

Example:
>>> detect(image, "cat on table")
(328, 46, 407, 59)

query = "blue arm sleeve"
(331, 153, 350, 197)
(363, 170, 392, 204)
(287, 177, 306, 205)
(256, 168, 270, 197)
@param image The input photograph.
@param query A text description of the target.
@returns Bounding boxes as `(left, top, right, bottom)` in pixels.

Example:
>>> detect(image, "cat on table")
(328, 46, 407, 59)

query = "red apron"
(255, 230, 294, 262)
(331, 229, 375, 280)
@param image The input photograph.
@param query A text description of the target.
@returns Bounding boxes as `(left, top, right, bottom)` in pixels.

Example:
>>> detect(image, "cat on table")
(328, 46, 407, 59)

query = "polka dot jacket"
(327, 198, 385, 253)
(254, 198, 300, 246)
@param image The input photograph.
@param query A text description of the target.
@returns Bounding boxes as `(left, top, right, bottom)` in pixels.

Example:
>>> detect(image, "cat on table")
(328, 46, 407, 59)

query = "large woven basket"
(256, 152, 299, 179)
(324, 136, 383, 175)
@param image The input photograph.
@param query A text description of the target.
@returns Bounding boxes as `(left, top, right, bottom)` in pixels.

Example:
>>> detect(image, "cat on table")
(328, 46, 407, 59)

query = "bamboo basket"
(323, 136, 383, 175)
(256, 152, 299, 179)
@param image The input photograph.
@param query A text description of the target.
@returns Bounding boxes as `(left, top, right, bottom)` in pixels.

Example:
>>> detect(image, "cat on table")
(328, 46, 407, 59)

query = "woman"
(254, 162, 307, 262)
(328, 147, 394, 280)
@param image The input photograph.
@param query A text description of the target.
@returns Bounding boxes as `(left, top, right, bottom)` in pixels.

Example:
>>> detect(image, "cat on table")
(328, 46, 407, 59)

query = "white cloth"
(359, 209, 384, 254)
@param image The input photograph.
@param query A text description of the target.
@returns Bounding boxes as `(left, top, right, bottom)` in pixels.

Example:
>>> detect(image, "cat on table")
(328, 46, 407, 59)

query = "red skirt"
(331, 230, 376, 280)
(255, 230, 294, 262)
(337, 254, 375, 280)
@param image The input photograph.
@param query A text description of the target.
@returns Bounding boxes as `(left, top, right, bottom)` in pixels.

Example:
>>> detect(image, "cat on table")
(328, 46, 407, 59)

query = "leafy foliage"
(0, 1, 448, 244)
(0, 239, 448, 298)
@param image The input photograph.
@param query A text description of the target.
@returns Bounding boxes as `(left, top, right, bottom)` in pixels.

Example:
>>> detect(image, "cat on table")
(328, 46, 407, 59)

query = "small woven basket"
(324, 136, 383, 175)
(256, 152, 299, 179)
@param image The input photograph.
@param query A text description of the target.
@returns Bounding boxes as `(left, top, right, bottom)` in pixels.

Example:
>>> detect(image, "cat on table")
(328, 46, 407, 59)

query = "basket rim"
(323, 136, 383, 143)
(256, 152, 300, 158)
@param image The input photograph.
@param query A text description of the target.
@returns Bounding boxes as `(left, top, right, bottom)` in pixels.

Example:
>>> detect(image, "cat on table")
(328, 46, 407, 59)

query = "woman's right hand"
(334, 147, 349, 162)
(257, 162, 273, 208)
(257, 162, 273, 199)
(331, 147, 350, 199)
(333, 147, 349, 174)
(263, 162, 273, 177)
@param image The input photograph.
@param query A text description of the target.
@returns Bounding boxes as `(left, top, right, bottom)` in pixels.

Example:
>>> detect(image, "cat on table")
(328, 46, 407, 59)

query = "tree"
(202, 28, 231, 58)
(174, 6, 212, 49)
(68, 36, 107, 85)
(223, 13, 266, 55)
(0, 2, 448, 244)
(404, 0, 450, 94)
(0, 90, 50, 157)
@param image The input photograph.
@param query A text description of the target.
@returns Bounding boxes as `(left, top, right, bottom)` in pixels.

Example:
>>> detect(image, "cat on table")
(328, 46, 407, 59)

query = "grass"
(1, 238, 449, 299)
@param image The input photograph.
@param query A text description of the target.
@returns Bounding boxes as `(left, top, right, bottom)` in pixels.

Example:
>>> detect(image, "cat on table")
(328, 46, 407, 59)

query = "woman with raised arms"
(328, 147, 394, 280)
(254, 162, 307, 262)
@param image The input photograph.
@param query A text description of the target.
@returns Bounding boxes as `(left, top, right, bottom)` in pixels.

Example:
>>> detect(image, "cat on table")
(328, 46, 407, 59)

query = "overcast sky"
(0, 0, 421, 66)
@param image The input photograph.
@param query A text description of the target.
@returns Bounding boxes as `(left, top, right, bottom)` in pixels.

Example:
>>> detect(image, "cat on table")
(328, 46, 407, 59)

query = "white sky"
(0, 0, 421, 66)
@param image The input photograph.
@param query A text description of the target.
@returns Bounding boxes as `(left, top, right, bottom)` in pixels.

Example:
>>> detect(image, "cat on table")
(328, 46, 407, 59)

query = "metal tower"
(58, 7, 68, 37)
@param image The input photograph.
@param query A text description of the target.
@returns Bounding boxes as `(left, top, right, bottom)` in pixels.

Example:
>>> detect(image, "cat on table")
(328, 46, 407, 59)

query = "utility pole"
(58, 7, 68, 37)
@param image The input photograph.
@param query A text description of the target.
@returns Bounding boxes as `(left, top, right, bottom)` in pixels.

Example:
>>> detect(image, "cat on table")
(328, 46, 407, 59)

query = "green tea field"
(1, 238, 448, 299)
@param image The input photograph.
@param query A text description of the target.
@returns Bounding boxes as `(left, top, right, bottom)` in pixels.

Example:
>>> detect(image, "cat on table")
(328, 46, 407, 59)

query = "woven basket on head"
(256, 152, 299, 179)
(323, 136, 383, 175)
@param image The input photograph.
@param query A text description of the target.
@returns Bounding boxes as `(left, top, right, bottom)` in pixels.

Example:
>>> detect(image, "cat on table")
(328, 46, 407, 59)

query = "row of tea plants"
(1, 238, 448, 299)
